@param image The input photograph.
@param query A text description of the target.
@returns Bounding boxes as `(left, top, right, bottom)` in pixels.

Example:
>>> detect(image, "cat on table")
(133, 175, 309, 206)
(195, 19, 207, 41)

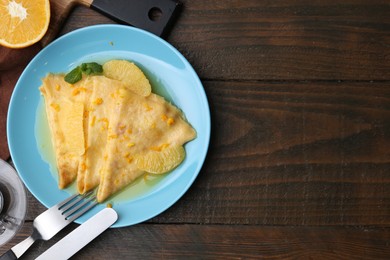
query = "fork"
(0, 191, 97, 260)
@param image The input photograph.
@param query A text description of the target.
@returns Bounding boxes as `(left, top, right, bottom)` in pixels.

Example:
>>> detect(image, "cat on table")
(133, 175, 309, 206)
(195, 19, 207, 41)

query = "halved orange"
(0, 0, 50, 48)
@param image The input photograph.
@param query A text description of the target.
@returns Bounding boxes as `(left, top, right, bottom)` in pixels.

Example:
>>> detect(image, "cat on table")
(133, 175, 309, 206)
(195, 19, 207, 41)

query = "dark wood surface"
(1, 0, 390, 258)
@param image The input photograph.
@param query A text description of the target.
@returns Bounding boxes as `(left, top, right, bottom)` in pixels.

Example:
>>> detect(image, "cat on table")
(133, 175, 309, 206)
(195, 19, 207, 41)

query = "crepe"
(40, 62, 196, 202)
(77, 76, 128, 194)
(39, 74, 91, 188)
(96, 89, 196, 202)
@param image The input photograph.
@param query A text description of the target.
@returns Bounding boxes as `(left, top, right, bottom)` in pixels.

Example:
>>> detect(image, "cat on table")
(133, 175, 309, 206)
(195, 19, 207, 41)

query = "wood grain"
(171, 0, 390, 81)
(41, 0, 93, 46)
(155, 80, 389, 225)
(2, 0, 390, 258)
(1, 222, 390, 259)
(62, 1, 390, 81)
(23, 80, 390, 226)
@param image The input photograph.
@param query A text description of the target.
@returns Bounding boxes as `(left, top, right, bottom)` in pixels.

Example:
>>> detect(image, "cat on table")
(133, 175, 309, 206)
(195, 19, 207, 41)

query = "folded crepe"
(39, 74, 91, 188)
(76, 76, 127, 194)
(40, 69, 196, 202)
(96, 88, 196, 202)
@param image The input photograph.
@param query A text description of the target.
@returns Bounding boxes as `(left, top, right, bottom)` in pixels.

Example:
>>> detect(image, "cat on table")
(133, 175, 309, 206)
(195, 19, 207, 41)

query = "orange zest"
(0, 0, 50, 48)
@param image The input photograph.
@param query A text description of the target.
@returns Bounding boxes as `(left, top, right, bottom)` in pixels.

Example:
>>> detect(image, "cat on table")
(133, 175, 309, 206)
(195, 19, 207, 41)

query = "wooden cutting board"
(0, 0, 180, 160)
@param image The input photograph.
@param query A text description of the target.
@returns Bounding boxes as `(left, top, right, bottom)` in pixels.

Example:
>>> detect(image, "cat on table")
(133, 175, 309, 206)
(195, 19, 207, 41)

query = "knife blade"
(90, 0, 182, 37)
(36, 208, 118, 260)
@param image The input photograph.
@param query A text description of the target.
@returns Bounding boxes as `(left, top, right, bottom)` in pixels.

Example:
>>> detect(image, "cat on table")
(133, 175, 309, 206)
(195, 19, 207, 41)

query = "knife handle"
(0, 250, 17, 260)
(90, 0, 182, 37)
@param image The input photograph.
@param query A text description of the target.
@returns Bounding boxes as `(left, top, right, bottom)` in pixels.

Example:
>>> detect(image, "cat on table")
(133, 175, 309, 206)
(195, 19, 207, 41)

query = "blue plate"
(7, 25, 210, 227)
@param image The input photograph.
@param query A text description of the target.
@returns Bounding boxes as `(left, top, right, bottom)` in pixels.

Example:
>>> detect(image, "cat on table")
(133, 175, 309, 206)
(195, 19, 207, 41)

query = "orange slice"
(135, 145, 186, 174)
(0, 0, 50, 48)
(103, 60, 152, 97)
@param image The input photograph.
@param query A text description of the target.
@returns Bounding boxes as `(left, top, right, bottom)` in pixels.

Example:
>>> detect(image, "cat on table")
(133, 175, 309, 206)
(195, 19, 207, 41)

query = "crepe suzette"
(40, 60, 196, 202)
(40, 74, 92, 188)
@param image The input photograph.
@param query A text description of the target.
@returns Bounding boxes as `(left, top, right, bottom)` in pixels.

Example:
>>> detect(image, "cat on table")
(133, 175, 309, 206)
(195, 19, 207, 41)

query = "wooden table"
(1, 0, 390, 258)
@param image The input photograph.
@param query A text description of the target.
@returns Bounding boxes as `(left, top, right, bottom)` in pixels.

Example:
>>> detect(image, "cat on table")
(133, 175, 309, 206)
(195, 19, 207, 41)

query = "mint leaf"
(64, 67, 82, 84)
(80, 63, 87, 71)
(84, 68, 93, 75)
(81, 62, 103, 75)
(64, 62, 103, 84)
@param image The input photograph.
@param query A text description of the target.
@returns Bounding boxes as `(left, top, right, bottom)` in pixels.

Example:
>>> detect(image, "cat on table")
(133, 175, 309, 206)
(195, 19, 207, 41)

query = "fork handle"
(0, 250, 17, 260)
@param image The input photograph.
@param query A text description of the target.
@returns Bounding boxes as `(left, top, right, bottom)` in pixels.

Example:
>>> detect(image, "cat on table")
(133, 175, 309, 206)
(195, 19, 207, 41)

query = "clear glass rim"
(0, 159, 27, 246)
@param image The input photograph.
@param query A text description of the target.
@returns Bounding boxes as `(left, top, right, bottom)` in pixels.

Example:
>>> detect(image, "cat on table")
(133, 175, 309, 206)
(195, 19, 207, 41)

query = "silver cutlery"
(0, 192, 97, 260)
(36, 208, 118, 260)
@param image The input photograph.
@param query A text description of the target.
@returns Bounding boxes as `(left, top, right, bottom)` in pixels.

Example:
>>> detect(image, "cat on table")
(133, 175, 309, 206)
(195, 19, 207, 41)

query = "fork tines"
(57, 191, 97, 222)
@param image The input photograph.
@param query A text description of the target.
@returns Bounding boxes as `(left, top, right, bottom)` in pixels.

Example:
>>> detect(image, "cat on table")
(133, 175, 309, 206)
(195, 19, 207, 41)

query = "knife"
(36, 208, 118, 260)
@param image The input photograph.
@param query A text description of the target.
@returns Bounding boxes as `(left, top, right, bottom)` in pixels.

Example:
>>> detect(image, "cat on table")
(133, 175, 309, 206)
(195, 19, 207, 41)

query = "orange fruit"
(0, 0, 50, 48)
(135, 145, 186, 174)
(103, 60, 152, 97)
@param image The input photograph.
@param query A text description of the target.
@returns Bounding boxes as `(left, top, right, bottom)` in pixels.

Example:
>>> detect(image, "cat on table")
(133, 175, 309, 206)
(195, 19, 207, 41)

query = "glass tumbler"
(0, 159, 27, 246)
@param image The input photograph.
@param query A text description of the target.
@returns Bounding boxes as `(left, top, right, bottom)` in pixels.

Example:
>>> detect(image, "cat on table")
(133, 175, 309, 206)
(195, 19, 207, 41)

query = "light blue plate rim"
(7, 24, 210, 227)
